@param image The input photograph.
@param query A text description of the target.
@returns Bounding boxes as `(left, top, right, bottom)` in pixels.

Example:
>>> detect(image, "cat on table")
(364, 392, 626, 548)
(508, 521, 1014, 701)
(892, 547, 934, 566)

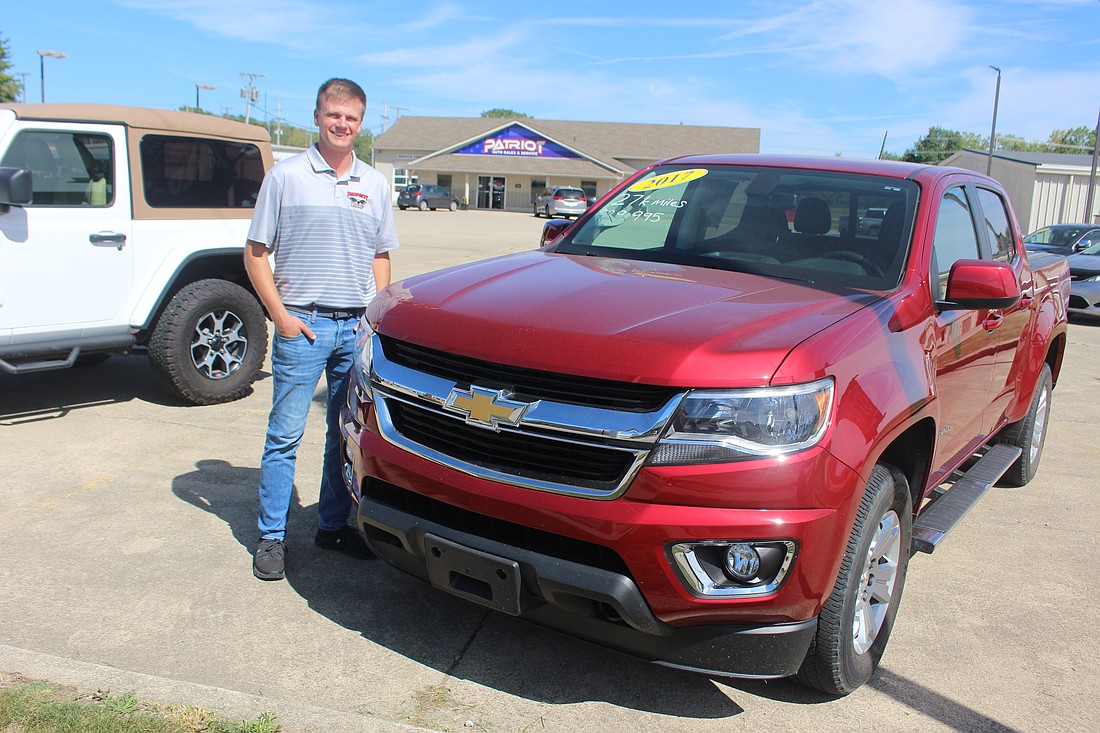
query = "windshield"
(1024, 227, 1082, 246)
(552, 164, 917, 290)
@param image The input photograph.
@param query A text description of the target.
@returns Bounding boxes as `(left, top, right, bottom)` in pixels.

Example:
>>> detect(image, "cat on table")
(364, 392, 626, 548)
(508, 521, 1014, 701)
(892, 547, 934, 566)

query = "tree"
(902, 126, 985, 163)
(481, 108, 530, 119)
(0, 35, 22, 102)
(1048, 126, 1097, 154)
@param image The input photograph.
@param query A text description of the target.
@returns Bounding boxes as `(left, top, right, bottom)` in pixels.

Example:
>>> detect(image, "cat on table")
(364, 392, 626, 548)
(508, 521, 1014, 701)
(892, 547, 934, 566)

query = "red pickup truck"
(341, 156, 1069, 695)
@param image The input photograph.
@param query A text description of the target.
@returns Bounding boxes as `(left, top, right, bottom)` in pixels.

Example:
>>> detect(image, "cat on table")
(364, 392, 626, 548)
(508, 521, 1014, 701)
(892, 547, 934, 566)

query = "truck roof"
(658, 153, 959, 181)
(0, 103, 271, 144)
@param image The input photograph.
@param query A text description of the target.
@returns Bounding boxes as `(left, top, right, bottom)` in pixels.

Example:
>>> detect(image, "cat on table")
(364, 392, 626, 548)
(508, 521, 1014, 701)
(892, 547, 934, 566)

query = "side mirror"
(0, 167, 33, 210)
(540, 218, 572, 247)
(941, 259, 1020, 310)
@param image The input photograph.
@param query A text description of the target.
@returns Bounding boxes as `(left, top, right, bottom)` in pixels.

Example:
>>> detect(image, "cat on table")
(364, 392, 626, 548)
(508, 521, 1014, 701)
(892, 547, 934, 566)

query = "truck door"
(972, 186, 1030, 431)
(927, 183, 999, 474)
(0, 123, 133, 336)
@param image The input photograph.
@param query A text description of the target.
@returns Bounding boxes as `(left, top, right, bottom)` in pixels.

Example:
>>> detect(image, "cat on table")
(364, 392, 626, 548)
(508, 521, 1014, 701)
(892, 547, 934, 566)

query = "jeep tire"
(148, 279, 268, 405)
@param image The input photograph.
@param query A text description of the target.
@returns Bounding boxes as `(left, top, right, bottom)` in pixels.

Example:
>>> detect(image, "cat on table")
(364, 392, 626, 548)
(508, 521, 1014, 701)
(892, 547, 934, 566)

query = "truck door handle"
(90, 231, 127, 250)
(982, 313, 1004, 332)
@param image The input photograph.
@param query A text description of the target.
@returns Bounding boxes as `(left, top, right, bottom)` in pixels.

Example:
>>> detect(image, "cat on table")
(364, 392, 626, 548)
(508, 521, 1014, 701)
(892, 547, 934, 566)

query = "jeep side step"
(911, 443, 1022, 554)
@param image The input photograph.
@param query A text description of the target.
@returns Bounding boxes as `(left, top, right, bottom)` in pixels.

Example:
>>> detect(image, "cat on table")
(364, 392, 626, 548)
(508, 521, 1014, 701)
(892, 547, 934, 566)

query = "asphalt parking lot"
(2, 208, 1099, 733)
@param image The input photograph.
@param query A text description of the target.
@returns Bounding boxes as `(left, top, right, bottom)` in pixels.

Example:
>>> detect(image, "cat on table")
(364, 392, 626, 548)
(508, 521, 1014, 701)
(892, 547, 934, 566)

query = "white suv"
(0, 103, 275, 404)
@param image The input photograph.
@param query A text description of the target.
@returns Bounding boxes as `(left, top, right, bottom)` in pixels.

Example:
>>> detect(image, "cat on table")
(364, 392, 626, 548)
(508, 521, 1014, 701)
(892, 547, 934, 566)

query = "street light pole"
(36, 49, 66, 103)
(986, 65, 1001, 176)
(1085, 105, 1100, 225)
(195, 83, 215, 111)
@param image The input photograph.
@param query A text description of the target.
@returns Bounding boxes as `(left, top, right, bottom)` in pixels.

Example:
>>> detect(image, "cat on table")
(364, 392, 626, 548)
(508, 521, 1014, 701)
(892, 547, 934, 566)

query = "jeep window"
(140, 135, 264, 208)
(554, 165, 916, 290)
(0, 130, 114, 207)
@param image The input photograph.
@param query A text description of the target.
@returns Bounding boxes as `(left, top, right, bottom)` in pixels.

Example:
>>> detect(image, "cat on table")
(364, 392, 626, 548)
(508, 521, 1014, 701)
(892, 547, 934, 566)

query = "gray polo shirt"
(247, 144, 399, 308)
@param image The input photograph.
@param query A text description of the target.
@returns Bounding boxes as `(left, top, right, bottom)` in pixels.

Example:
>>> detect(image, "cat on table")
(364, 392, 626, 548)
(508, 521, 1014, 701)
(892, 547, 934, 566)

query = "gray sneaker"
(253, 538, 286, 580)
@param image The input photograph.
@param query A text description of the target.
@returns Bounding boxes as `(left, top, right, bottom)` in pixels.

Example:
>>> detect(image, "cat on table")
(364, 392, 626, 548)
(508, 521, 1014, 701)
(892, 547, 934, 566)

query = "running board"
(911, 444, 1022, 555)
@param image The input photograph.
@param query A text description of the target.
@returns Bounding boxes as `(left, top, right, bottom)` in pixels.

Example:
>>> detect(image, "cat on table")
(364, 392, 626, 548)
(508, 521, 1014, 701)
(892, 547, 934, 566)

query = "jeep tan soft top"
(0, 103, 271, 143)
(0, 102, 275, 221)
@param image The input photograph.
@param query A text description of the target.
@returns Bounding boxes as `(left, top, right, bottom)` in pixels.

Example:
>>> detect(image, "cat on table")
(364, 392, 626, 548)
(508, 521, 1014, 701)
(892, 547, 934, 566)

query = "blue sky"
(4, 0, 1099, 157)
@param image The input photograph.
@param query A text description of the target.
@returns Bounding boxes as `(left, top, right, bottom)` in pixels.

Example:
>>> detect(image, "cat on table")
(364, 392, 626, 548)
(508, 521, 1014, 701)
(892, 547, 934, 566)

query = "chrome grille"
(380, 335, 677, 412)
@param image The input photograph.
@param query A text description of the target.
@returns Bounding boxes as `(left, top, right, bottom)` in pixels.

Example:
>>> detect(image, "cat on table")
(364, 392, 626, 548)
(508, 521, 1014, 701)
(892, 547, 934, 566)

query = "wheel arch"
(133, 249, 260, 343)
(869, 417, 936, 511)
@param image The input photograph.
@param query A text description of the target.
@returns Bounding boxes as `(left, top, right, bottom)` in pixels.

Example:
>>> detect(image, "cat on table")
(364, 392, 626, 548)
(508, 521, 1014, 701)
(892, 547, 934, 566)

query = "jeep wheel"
(995, 362, 1052, 487)
(148, 279, 268, 405)
(798, 463, 911, 696)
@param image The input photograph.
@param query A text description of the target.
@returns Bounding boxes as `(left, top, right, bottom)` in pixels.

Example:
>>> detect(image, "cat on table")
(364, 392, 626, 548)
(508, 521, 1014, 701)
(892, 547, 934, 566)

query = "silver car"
(1066, 240, 1100, 319)
(534, 186, 587, 219)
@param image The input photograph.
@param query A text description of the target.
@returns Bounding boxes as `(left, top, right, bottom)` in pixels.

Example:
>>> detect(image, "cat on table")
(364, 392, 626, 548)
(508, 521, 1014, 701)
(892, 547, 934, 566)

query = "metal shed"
(942, 149, 1099, 232)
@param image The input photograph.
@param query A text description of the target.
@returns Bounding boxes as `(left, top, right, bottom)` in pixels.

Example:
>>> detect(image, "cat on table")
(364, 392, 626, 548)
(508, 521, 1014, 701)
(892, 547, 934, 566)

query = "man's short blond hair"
(316, 78, 366, 112)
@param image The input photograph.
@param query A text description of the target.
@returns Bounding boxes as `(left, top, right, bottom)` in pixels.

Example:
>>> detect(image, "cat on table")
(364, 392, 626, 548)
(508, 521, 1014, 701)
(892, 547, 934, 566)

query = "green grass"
(0, 677, 283, 733)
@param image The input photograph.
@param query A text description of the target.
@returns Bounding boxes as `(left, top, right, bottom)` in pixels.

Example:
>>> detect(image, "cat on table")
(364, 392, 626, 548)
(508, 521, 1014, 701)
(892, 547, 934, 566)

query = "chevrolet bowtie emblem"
(444, 385, 537, 431)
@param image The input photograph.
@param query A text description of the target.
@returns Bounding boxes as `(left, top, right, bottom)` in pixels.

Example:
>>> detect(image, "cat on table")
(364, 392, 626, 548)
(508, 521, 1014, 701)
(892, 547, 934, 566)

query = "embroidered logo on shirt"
(347, 192, 369, 209)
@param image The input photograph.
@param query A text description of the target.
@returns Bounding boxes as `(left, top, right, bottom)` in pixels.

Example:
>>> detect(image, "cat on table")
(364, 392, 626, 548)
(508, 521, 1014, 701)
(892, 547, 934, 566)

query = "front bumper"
(357, 474, 818, 679)
(1068, 279, 1100, 317)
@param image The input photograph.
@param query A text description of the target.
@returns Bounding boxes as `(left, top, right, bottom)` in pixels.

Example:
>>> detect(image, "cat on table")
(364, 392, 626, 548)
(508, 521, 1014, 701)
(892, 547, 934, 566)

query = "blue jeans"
(257, 313, 357, 540)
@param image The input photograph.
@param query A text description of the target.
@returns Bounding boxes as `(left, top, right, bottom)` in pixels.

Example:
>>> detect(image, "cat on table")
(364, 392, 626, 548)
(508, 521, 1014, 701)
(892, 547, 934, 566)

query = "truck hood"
(373, 251, 881, 387)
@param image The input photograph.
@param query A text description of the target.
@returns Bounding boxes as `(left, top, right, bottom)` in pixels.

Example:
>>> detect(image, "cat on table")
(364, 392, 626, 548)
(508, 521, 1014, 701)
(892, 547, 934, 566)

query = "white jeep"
(0, 103, 274, 404)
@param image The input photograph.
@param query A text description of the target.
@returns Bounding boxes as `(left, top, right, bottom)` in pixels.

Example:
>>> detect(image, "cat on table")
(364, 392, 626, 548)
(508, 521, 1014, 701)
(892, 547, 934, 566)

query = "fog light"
(669, 540, 797, 598)
(725, 543, 761, 581)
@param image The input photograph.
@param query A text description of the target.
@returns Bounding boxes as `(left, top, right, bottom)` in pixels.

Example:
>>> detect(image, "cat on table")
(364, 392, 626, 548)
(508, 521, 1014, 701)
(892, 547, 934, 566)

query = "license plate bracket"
(423, 534, 522, 616)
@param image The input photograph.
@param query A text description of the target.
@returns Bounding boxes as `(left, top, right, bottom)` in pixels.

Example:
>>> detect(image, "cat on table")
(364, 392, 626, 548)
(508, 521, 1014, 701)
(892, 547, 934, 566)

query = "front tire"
(449, 200, 458, 211)
(798, 463, 912, 696)
(995, 362, 1052, 487)
(148, 279, 268, 405)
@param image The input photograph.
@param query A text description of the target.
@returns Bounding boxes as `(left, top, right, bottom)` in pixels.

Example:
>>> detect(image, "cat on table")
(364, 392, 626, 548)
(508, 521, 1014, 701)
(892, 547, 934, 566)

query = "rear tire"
(418, 200, 429, 211)
(995, 363, 1052, 487)
(798, 463, 912, 696)
(148, 279, 268, 405)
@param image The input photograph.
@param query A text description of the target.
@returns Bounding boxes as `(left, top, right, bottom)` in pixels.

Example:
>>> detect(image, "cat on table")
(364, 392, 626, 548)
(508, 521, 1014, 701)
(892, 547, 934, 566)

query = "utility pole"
(274, 99, 283, 145)
(240, 72, 265, 124)
(878, 131, 888, 159)
(18, 72, 29, 102)
(379, 102, 407, 133)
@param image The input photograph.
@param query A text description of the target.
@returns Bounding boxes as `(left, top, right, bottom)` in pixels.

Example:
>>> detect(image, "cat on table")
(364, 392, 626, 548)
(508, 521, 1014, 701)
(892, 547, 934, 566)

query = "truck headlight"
(648, 377, 834, 465)
(352, 319, 375, 396)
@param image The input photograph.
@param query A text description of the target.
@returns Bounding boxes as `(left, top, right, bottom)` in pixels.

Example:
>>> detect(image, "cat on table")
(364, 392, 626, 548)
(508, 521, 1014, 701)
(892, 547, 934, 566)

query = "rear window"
(556, 188, 585, 199)
(403, 184, 421, 193)
(140, 135, 265, 208)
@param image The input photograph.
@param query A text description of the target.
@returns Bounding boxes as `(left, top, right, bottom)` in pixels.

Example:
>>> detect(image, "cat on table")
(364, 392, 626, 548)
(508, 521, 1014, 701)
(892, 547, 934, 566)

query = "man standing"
(244, 78, 399, 580)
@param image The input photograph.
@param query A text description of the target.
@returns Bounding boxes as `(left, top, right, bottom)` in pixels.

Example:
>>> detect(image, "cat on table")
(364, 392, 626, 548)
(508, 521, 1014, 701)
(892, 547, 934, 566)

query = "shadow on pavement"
(0, 354, 173, 421)
(170, 458, 780, 718)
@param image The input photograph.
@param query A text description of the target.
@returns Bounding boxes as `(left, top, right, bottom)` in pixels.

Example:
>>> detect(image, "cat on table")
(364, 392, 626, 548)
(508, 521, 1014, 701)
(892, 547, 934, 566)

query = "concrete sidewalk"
(2, 209, 1099, 732)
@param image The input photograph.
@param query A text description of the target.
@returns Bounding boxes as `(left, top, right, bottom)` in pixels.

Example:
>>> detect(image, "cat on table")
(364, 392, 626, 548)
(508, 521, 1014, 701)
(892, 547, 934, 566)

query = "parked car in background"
(534, 186, 587, 218)
(1023, 223, 1100, 256)
(856, 206, 887, 236)
(1065, 239, 1100, 319)
(398, 183, 458, 211)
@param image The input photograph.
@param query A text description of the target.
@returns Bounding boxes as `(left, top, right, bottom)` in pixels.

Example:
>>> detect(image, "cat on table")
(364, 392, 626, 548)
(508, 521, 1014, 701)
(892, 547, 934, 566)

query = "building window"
(581, 180, 597, 201)
(437, 174, 452, 192)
